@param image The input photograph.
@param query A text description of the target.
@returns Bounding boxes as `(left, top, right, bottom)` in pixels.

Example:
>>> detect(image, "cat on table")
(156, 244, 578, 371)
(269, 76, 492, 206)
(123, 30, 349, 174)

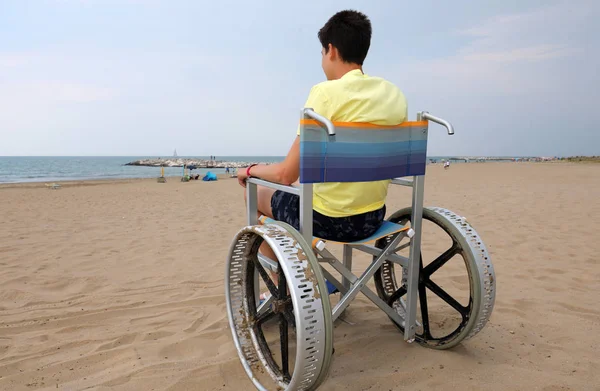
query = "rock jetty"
(124, 158, 271, 168)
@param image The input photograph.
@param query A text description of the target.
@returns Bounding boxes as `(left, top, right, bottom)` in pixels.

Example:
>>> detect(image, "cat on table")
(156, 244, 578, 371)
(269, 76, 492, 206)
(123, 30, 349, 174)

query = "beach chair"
(225, 109, 496, 390)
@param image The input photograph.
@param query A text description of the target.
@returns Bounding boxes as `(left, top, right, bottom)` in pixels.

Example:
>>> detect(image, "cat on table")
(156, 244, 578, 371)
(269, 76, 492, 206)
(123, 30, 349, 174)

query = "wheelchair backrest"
(299, 118, 429, 184)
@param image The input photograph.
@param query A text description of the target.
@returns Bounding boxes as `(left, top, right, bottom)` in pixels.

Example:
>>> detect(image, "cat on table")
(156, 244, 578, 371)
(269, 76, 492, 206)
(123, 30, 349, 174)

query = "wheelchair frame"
(225, 108, 495, 391)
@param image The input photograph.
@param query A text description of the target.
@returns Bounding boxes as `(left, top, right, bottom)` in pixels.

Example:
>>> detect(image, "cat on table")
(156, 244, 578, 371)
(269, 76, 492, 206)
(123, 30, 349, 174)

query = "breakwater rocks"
(125, 158, 271, 168)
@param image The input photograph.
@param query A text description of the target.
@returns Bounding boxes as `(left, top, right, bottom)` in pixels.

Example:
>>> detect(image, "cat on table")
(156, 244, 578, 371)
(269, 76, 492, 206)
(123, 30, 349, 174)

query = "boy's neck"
(330, 64, 363, 80)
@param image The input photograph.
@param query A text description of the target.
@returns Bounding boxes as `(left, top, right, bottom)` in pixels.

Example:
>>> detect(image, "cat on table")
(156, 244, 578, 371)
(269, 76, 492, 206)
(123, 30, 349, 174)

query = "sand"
(0, 162, 599, 391)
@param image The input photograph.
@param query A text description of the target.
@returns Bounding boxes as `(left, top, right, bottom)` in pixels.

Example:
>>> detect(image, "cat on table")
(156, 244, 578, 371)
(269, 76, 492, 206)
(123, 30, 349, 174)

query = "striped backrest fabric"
(299, 119, 429, 184)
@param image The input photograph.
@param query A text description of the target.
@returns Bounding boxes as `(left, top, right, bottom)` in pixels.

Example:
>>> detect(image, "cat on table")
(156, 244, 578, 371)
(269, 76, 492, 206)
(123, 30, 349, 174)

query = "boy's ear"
(328, 44, 339, 61)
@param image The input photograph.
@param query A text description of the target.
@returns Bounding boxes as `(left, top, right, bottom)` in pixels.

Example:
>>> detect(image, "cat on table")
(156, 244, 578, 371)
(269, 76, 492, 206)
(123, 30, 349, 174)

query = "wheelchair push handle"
(418, 111, 455, 135)
(303, 108, 336, 136)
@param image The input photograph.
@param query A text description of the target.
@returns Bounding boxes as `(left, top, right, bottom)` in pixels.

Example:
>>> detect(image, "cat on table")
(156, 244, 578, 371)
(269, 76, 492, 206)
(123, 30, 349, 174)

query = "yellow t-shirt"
(298, 69, 407, 218)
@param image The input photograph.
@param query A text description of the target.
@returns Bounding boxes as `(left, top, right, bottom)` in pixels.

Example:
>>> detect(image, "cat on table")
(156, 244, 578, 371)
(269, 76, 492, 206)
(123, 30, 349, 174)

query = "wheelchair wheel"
(374, 207, 496, 350)
(225, 221, 334, 390)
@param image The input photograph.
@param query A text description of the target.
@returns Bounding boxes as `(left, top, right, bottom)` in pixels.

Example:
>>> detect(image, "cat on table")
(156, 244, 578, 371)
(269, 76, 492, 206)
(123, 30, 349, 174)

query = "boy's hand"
(237, 168, 249, 188)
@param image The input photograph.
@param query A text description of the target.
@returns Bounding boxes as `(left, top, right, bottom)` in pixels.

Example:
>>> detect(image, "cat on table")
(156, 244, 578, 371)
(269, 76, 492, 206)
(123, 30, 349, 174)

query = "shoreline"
(0, 174, 236, 189)
(2, 158, 595, 186)
(0, 161, 592, 188)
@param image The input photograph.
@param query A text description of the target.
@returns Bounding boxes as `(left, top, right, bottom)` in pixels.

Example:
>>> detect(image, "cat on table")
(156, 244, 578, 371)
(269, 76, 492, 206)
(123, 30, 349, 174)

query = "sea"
(0, 156, 285, 184)
(0, 155, 523, 184)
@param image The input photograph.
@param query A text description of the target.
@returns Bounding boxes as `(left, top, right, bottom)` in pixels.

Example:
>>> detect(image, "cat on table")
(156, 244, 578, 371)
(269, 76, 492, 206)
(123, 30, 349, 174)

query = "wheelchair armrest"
(246, 177, 300, 196)
(418, 111, 455, 135)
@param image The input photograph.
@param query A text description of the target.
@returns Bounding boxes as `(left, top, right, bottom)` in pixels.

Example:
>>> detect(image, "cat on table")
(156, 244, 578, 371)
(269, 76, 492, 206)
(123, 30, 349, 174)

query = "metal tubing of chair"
(246, 182, 260, 307)
(246, 181, 258, 226)
(386, 253, 409, 266)
(419, 111, 455, 135)
(256, 294, 275, 316)
(404, 175, 426, 341)
(315, 248, 338, 264)
(326, 255, 405, 326)
(316, 255, 336, 263)
(303, 108, 336, 136)
(393, 241, 412, 253)
(341, 245, 353, 299)
(246, 178, 300, 196)
(391, 178, 414, 187)
(351, 243, 409, 267)
(361, 286, 406, 327)
(317, 242, 406, 325)
(331, 233, 404, 320)
(326, 257, 357, 285)
(319, 268, 347, 295)
(299, 184, 314, 245)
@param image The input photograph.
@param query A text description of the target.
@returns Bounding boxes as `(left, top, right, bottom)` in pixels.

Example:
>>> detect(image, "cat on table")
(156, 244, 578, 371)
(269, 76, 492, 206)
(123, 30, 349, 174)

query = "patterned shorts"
(270, 190, 386, 242)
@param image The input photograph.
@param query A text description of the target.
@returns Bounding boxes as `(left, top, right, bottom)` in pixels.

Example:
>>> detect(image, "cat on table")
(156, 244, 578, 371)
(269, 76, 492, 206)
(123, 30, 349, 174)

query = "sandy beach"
(0, 162, 599, 391)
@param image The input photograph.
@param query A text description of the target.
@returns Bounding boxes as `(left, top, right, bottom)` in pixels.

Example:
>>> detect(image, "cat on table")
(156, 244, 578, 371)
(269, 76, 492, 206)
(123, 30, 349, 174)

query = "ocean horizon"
(0, 156, 287, 184)
(0, 155, 534, 184)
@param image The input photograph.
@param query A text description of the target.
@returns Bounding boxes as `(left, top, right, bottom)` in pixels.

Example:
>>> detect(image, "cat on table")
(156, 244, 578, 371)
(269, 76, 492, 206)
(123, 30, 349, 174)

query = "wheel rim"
(225, 222, 334, 390)
(244, 235, 297, 383)
(374, 207, 492, 348)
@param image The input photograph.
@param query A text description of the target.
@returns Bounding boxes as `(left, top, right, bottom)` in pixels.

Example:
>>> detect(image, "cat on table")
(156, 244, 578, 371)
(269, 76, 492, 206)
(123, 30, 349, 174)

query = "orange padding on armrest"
(299, 119, 428, 128)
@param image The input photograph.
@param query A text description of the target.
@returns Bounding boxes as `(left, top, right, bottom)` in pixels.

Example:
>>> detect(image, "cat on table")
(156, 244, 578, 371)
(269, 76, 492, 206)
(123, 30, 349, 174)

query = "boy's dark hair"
(318, 10, 372, 65)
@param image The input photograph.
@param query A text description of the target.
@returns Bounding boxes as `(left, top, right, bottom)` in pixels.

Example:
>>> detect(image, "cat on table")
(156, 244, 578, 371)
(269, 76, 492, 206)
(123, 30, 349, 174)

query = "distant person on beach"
(237, 10, 407, 244)
(444, 161, 450, 170)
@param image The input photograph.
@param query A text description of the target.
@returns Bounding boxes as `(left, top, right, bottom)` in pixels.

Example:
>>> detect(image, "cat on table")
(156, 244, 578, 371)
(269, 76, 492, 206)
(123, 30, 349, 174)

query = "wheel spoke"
(283, 307, 296, 328)
(277, 265, 287, 300)
(418, 282, 432, 339)
(276, 265, 296, 331)
(423, 243, 459, 277)
(425, 279, 468, 318)
(279, 314, 290, 380)
(372, 210, 492, 346)
(387, 285, 407, 305)
(253, 257, 278, 297)
(253, 307, 276, 327)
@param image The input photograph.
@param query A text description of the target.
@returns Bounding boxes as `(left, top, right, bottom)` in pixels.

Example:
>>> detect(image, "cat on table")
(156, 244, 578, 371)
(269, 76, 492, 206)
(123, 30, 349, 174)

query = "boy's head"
(318, 10, 372, 80)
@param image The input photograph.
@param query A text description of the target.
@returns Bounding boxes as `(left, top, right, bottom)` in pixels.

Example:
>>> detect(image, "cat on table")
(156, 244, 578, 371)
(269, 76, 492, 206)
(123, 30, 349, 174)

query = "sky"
(0, 0, 598, 157)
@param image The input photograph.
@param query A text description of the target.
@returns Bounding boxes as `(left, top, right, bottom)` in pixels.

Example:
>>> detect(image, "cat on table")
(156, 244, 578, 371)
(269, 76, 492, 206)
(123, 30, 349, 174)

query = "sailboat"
(173, 149, 178, 157)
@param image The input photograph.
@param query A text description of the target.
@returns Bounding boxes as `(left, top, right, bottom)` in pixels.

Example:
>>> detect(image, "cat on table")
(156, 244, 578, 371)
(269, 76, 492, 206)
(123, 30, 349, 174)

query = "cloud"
(2, 81, 117, 103)
(384, 1, 595, 97)
(459, 44, 582, 64)
(1, 0, 598, 156)
(0, 53, 32, 68)
(372, 1, 599, 156)
(49, 0, 157, 4)
(456, 1, 594, 46)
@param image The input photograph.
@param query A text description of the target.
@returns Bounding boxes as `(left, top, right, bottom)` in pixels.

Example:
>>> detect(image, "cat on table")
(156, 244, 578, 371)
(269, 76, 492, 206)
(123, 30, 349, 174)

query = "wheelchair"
(225, 109, 496, 390)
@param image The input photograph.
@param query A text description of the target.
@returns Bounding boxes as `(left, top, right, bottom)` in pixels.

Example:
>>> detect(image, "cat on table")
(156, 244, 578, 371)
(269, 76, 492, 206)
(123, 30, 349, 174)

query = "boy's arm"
(241, 138, 300, 186)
